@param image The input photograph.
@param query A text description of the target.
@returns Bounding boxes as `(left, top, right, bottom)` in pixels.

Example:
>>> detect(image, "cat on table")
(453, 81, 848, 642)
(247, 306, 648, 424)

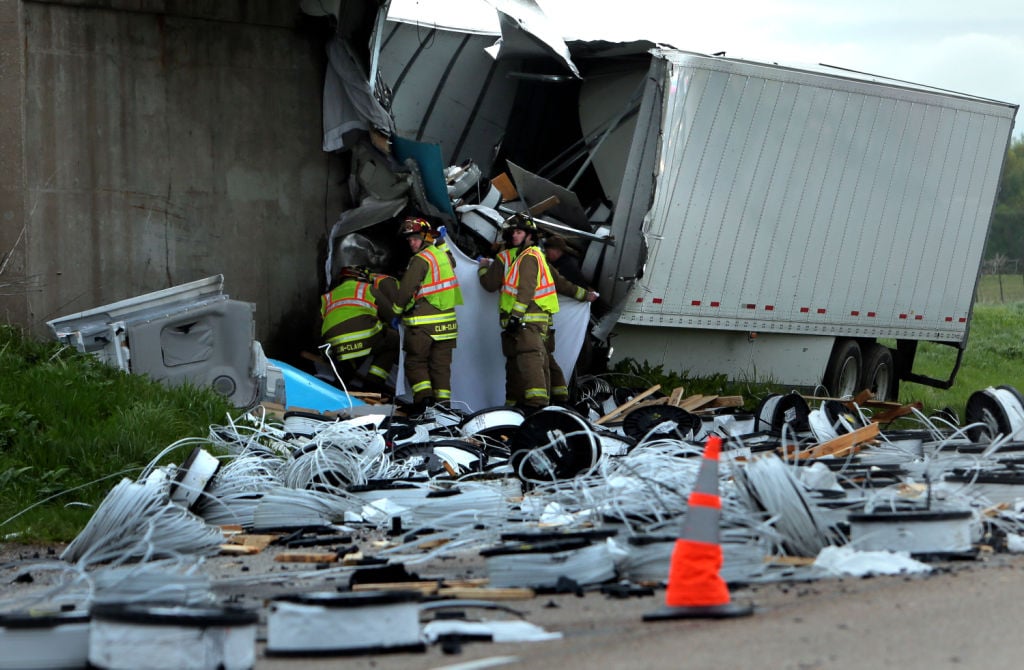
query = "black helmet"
(509, 213, 538, 233)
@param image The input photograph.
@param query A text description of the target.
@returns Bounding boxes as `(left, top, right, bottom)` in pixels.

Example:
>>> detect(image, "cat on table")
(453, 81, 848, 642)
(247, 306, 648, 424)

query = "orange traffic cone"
(644, 434, 753, 620)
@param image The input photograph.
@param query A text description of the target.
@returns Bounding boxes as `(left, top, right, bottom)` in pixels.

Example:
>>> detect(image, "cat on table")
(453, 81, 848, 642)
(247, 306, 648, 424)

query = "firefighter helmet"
(399, 216, 433, 239)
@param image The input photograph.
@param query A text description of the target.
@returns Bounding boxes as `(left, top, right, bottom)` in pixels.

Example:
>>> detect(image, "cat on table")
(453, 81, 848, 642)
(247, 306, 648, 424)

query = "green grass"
(976, 274, 1024, 304)
(906, 302, 1024, 419)
(0, 325, 234, 542)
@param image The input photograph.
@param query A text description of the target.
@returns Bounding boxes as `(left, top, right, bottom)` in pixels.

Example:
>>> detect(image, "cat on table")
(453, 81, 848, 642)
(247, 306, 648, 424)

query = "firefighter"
(479, 214, 596, 409)
(392, 216, 462, 412)
(320, 265, 400, 395)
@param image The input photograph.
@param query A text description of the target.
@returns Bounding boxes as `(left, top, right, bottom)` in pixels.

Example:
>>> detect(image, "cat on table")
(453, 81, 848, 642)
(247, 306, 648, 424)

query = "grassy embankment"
(0, 325, 233, 542)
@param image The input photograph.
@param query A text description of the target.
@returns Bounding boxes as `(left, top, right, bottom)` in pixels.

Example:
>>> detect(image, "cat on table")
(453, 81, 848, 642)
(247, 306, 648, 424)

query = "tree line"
(986, 134, 1024, 262)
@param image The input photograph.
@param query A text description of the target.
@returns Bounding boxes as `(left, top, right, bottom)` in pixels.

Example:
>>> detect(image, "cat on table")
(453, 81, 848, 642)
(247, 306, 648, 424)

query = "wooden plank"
(234, 534, 278, 551)
(668, 387, 687, 406)
(595, 384, 662, 425)
(679, 395, 716, 412)
(352, 582, 440, 596)
(274, 551, 337, 563)
(870, 402, 923, 424)
(220, 544, 260, 556)
(709, 395, 745, 409)
(437, 587, 535, 601)
(491, 172, 518, 200)
(800, 422, 881, 460)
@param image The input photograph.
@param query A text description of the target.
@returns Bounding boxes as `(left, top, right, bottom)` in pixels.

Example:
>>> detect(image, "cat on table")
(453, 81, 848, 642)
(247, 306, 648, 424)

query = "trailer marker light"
(764, 305, 774, 311)
(959, 317, 967, 323)
(945, 316, 953, 322)
(692, 300, 701, 306)
(850, 311, 860, 316)
(635, 298, 643, 303)
(867, 312, 876, 317)
(744, 304, 756, 309)
(817, 308, 826, 314)
(800, 307, 809, 313)
(653, 298, 663, 304)
(915, 315, 923, 320)
(899, 314, 908, 319)
(711, 301, 720, 307)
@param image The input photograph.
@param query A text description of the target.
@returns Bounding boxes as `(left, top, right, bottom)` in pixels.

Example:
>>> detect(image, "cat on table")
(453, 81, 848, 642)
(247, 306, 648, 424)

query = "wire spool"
(282, 411, 336, 439)
(509, 407, 602, 483)
(847, 510, 976, 558)
(594, 428, 636, 457)
(266, 591, 424, 656)
(480, 538, 618, 589)
(88, 603, 258, 670)
(965, 386, 1024, 443)
(621, 405, 701, 442)
(168, 447, 221, 510)
(0, 610, 90, 670)
(459, 407, 524, 443)
(391, 439, 488, 477)
(754, 393, 811, 434)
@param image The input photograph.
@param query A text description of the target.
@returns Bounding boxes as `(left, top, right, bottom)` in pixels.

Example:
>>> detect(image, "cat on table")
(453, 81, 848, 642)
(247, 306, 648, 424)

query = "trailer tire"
(823, 339, 862, 399)
(861, 343, 897, 401)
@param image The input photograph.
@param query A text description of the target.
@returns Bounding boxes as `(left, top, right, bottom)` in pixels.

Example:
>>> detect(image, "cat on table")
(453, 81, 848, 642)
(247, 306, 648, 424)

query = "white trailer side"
(606, 51, 1017, 394)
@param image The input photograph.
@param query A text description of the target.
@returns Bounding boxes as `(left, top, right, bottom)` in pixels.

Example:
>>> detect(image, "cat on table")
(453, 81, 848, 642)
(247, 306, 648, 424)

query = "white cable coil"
(266, 591, 423, 656)
(0, 611, 90, 670)
(483, 539, 620, 589)
(88, 604, 257, 670)
(61, 478, 224, 567)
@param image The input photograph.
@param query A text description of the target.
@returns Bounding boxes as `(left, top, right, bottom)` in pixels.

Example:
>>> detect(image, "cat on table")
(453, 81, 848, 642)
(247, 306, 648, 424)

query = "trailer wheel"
(861, 343, 897, 401)
(823, 339, 862, 399)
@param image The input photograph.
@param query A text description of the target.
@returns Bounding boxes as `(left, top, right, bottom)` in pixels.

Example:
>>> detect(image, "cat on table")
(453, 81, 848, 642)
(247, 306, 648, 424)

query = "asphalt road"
(254, 554, 1024, 670)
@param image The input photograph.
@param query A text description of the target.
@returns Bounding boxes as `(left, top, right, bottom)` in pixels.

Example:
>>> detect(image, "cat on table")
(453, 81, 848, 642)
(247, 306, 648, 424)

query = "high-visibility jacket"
(500, 246, 558, 320)
(393, 243, 462, 339)
(320, 279, 384, 359)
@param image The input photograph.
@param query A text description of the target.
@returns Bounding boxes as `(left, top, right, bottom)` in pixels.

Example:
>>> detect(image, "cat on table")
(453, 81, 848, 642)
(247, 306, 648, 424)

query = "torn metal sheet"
(485, 0, 580, 79)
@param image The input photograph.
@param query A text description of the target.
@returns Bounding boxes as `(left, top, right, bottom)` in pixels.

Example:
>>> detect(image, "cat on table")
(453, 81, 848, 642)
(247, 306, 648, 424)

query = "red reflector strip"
(851, 310, 860, 316)
(711, 301, 720, 307)
(867, 312, 876, 317)
(652, 298, 663, 304)
(691, 300, 701, 306)
(744, 304, 756, 309)
(915, 315, 923, 320)
(959, 317, 967, 323)
(765, 305, 774, 311)
(800, 307, 809, 313)
(688, 491, 722, 509)
(635, 297, 643, 303)
(945, 316, 953, 322)
(899, 314, 908, 319)
(817, 308, 826, 314)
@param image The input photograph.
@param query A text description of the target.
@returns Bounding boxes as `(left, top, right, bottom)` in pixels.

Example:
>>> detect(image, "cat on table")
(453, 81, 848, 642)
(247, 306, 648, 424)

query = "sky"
(387, 0, 1024, 134)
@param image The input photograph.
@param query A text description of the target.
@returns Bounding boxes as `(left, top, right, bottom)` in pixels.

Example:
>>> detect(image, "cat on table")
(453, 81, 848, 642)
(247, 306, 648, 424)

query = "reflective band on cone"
(644, 435, 753, 621)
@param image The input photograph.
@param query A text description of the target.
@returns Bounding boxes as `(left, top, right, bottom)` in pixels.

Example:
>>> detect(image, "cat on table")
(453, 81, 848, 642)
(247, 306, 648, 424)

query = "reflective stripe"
(328, 321, 382, 344)
(412, 246, 462, 308)
(368, 365, 388, 380)
(321, 281, 379, 338)
(403, 311, 457, 326)
(500, 246, 559, 315)
(412, 380, 433, 393)
(524, 387, 549, 400)
(435, 389, 452, 400)
(552, 385, 568, 397)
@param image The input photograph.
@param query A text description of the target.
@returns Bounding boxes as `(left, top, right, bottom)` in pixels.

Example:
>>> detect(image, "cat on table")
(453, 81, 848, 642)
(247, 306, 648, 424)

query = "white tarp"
(398, 238, 590, 411)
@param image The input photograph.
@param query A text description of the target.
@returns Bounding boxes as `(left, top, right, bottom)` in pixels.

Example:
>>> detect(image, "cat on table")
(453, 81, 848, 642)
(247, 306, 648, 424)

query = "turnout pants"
(403, 326, 456, 402)
(501, 322, 550, 409)
(332, 327, 399, 393)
